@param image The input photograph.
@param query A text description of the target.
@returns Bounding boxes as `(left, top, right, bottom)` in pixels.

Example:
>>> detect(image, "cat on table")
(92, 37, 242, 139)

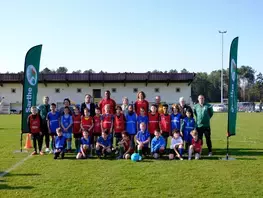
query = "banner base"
(221, 157, 236, 160)
(13, 150, 29, 153)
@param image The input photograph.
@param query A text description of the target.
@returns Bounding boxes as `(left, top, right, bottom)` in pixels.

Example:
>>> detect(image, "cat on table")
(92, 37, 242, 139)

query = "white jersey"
(170, 137, 183, 149)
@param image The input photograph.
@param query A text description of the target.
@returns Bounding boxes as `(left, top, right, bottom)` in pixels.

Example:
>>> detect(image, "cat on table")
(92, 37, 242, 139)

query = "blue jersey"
(61, 114, 73, 133)
(126, 113, 137, 135)
(97, 136, 112, 147)
(137, 115, 149, 130)
(181, 117, 195, 143)
(80, 137, 91, 146)
(55, 136, 66, 149)
(151, 136, 166, 153)
(136, 130, 150, 147)
(171, 113, 182, 131)
(47, 111, 60, 133)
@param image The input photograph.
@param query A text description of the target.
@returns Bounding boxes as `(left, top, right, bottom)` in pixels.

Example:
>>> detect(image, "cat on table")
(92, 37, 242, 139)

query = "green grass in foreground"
(0, 113, 263, 198)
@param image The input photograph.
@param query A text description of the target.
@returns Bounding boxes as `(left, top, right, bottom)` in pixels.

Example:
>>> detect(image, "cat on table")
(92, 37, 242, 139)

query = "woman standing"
(134, 91, 149, 116)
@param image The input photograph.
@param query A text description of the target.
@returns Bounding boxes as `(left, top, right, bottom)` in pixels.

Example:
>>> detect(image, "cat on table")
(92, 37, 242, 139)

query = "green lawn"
(0, 113, 263, 198)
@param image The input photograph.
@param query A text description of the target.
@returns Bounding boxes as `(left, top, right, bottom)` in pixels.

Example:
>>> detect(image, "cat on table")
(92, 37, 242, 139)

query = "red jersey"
(81, 116, 93, 132)
(99, 98, 116, 114)
(148, 112, 159, 134)
(72, 114, 81, 134)
(28, 114, 41, 134)
(160, 114, 171, 133)
(114, 114, 125, 133)
(101, 114, 113, 130)
(123, 139, 134, 153)
(192, 139, 202, 153)
(134, 100, 149, 115)
(93, 115, 101, 134)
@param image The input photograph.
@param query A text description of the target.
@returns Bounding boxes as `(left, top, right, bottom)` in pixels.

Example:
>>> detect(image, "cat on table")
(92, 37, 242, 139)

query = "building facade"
(0, 72, 195, 113)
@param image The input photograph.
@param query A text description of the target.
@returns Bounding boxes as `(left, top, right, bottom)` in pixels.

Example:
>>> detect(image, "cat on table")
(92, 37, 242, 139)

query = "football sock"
(179, 148, 184, 157)
(138, 149, 142, 156)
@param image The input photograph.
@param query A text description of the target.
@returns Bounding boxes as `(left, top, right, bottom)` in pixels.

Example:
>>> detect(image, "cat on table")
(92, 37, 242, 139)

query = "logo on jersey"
(26, 65, 37, 86)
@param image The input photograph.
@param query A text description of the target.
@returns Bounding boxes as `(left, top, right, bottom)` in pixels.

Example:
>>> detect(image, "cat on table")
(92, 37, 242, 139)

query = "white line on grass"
(0, 155, 32, 178)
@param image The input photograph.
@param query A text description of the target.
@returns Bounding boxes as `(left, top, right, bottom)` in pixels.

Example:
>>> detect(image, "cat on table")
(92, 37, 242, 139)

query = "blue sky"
(0, 0, 262, 74)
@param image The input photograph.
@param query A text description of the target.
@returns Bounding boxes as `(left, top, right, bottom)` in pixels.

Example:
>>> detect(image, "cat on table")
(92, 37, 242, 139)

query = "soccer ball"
(124, 154, 130, 159)
(131, 153, 142, 162)
(153, 153, 159, 159)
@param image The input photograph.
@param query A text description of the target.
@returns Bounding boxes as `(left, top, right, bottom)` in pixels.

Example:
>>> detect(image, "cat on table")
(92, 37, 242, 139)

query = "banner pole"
(20, 132, 23, 152)
(226, 136, 229, 160)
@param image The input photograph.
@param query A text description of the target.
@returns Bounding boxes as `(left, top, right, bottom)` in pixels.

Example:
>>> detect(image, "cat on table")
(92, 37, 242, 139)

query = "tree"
(152, 70, 163, 73)
(180, 68, 189, 73)
(56, 66, 68, 73)
(72, 70, 82, 73)
(41, 67, 53, 74)
(83, 69, 95, 73)
(169, 69, 178, 73)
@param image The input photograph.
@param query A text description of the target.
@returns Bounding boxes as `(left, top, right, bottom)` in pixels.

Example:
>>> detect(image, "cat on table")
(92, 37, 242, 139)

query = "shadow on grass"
(0, 173, 41, 177)
(212, 148, 263, 156)
(0, 184, 34, 190)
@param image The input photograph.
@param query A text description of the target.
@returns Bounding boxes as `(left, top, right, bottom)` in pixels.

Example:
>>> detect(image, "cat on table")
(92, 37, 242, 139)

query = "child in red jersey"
(188, 130, 202, 160)
(27, 106, 44, 155)
(159, 104, 171, 145)
(72, 106, 82, 153)
(116, 131, 134, 159)
(114, 106, 126, 146)
(101, 104, 114, 145)
(148, 104, 159, 141)
(81, 108, 94, 146)
(93, 107, 102, 145)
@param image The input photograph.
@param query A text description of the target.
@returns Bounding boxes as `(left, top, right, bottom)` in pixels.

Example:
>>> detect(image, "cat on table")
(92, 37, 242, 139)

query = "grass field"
(0, 113, 263, 198)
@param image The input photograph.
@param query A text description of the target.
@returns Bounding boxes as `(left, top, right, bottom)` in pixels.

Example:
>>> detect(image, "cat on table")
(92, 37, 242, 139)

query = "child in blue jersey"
(61, 106, 73, 152)
(76, 130, 91, 159)
(180, 108, 195, 151)
(171, 104, 182, 133)
(151, 129, 166, 159)
(47, 103, 60, 153)
(137, 107, 149, 131)
(96, 130, 112, 158)
(136, 122, 150, 157)
(125, 104, 137, 148)
(54, 128, 67, 159)
(169, 129, 184, 160)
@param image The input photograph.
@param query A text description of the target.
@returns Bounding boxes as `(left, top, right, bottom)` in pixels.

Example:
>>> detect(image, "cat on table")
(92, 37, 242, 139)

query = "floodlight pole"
(219, 30, 227, 104)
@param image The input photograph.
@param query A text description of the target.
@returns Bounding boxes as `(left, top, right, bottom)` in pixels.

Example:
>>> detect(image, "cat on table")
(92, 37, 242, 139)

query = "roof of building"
(0, 72, 195, 84)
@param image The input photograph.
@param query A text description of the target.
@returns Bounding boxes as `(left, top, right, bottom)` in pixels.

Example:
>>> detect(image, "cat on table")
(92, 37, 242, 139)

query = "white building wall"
(0, 82, 192, 109)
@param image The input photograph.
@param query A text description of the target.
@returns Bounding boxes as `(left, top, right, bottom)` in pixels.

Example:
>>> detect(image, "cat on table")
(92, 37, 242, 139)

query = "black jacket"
(80, 102, 96, 117)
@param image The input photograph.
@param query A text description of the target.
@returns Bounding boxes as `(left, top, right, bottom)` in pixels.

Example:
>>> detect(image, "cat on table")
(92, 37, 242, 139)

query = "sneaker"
(61, 153, 65, 159)
(195, 153, 200, 160)
(88, 154, 93, 158)
(116, 155, 122, 160)
(49, 150, 53, 154)
(31, 151, 37, 155)
(179, 157, 184, 161)
(188, 157, 191, 160)
(208, 152, 212, 157)
(39, 151, 44, 156)
(54, 155, 58, 160)
(45, 148, 50, 153)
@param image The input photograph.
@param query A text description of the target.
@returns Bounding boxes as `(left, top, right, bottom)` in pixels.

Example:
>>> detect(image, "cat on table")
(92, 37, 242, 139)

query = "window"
(133, 88, 138, 93)
(77, 88, 82, 93)
(111, 88, 117, 93)
(55, 88, 60, 93)
(154, 88, 160, 93)
(176, 88, 181, 93)
(11, 88, 16, 93)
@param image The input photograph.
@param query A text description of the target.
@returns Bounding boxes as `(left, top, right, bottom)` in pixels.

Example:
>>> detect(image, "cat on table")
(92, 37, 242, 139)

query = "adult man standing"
(98, 90, 116, 115)
(178, 97, 192, 118)
(81, 94, 96, 116)
(38, 96, 51, 153)
(155, 96, 164, 114)
(194, 95, 213, 156)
